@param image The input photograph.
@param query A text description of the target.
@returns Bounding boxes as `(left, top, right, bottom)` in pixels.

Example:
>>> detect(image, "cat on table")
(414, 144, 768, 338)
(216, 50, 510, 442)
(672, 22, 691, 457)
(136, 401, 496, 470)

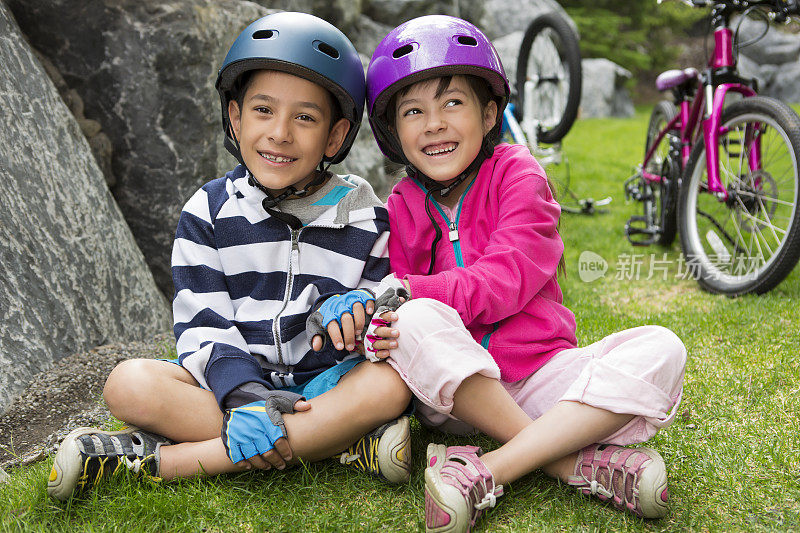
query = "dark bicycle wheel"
(515, 12, 582, 144)
(678, 96, 800, 295)
(643, 100, 680, 246)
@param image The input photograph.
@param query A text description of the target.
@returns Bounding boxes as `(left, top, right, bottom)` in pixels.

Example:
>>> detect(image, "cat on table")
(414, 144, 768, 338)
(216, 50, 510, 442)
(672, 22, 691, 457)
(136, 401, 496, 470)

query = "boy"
(47, 12, 411, 502)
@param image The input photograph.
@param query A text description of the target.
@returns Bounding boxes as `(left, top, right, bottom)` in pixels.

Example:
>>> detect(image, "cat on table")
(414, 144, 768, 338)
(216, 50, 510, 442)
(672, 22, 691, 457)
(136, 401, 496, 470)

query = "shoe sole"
(47, 426, 138, 502)
(424, 443, 468, 533)
(635, 447, 669, 519)
(377, 416, 411, 484)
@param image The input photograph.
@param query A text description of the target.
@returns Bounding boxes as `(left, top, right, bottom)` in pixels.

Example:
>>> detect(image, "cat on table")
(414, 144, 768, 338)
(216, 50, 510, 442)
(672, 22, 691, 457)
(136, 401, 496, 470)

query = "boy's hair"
(231, 70, 344, 131)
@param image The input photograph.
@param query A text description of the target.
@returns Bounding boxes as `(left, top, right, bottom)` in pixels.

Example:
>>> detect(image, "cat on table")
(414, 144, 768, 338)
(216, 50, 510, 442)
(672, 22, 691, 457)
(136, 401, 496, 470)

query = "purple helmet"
(366, 15, 510, 164)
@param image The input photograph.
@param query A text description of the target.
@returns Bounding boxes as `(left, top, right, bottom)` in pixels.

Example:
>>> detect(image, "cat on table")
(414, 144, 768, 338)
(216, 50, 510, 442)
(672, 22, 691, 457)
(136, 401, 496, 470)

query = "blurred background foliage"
(562, 0, 708, 97)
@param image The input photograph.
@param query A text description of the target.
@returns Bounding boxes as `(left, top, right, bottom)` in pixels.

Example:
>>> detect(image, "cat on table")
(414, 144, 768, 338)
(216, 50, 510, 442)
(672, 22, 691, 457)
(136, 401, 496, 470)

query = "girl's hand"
(364, 311, 400, 360)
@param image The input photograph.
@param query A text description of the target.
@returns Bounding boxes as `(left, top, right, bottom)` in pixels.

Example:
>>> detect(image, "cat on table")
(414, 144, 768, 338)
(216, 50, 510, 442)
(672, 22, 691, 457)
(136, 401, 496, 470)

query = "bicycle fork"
(702, 83, 758, 200)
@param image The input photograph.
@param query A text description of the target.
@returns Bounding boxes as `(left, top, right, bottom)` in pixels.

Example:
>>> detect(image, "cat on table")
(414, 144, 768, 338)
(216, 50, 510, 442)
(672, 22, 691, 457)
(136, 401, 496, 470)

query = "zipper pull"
(448, 222, 459, 242)
(291, 229, 300, 251)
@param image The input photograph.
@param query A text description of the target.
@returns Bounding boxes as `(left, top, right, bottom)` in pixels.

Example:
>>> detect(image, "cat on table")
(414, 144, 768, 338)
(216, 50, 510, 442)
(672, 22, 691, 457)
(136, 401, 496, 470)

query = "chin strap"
(247, 170, 330, 231)
(226, 129, 332, 230)
(412, 138, 494, 274)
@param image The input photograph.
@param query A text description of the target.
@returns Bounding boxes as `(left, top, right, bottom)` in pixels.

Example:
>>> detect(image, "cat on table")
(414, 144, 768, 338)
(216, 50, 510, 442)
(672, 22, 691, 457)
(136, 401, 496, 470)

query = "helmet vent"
(456, 35, 478, 46)
(252, 29, 277, 40)
(314, 40, 340, 59)
(392, 44, 414, 59)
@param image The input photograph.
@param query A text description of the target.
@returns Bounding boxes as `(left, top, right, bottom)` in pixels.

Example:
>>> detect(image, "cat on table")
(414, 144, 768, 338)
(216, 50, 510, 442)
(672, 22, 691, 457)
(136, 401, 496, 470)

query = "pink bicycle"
(625, 0, 800, 295)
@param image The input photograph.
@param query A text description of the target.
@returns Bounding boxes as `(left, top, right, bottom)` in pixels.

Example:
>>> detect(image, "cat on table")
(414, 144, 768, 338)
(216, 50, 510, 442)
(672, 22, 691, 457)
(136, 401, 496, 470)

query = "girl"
(362, 15, 687, 532)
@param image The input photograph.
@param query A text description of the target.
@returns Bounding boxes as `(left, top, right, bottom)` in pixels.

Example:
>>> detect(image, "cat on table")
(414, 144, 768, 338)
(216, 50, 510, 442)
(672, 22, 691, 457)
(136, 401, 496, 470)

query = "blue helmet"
(216, 12, 365, 164)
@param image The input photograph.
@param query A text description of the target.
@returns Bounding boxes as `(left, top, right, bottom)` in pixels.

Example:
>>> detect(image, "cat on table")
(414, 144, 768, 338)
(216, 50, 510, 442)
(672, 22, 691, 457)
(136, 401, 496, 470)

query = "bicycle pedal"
(625, 216, 658, 246)
(623, 172, 643, 201)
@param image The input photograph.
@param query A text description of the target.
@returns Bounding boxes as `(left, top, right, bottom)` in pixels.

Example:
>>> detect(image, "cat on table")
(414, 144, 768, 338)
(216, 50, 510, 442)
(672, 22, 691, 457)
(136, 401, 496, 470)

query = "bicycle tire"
(515, 12, 582, 144)
(678, 96, 800, 296)
(644, 100, 680, 246)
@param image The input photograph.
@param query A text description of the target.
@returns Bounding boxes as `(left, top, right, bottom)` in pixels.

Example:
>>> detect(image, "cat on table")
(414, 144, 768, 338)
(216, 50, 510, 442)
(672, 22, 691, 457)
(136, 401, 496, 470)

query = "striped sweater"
(172, 165, 390, 408)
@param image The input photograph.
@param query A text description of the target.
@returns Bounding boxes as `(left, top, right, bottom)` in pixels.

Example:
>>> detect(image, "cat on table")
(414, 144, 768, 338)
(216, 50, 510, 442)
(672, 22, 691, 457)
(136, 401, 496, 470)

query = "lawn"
(2, 109, 800, 531)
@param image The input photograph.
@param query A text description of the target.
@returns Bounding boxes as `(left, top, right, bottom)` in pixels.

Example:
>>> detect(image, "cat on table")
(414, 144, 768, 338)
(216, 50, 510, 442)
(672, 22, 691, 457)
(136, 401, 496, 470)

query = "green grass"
(3, 109, 800, 531)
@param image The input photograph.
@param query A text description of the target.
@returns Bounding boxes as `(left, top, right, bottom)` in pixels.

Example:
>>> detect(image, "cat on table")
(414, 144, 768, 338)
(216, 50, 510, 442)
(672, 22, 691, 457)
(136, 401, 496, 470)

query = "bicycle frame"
(641, 9, 760, 200)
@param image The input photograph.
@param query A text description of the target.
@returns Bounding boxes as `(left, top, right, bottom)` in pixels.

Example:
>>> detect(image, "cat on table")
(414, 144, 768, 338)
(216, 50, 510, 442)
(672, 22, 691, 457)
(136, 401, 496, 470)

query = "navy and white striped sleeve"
(171, 185, 271, 408)
(357, 206, 391, 292)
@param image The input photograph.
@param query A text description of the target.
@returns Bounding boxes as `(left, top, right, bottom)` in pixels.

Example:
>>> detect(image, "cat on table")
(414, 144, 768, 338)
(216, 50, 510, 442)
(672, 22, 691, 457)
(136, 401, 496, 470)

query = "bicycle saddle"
(656, 68, 699, 91)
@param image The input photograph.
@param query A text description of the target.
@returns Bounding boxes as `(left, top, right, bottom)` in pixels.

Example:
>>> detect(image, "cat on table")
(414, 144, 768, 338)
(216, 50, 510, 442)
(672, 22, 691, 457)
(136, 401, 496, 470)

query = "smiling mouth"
(423, 143, 457, 156)
(259, 152, 297, 163)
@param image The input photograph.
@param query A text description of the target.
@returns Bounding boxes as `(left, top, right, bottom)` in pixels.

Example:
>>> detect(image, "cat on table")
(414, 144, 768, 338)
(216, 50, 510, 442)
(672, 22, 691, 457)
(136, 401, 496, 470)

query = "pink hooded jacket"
(387, 143, 578, 382)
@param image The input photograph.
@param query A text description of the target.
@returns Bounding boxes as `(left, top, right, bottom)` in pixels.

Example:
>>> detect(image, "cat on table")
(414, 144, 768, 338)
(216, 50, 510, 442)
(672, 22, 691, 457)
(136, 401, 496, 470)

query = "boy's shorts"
(284, 357, 364, 400)
(164, 355, 365, 400)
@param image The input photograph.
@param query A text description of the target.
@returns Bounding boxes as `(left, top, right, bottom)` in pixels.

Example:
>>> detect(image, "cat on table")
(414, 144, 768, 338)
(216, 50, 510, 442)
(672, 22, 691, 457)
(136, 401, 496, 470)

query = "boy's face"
(394, 75, 496, 184)
(228, 70, 350, 195)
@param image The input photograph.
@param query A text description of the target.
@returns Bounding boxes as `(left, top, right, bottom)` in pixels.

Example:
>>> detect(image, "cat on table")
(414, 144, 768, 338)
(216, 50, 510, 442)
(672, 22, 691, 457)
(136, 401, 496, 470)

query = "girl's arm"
(403, 173, 562, 327)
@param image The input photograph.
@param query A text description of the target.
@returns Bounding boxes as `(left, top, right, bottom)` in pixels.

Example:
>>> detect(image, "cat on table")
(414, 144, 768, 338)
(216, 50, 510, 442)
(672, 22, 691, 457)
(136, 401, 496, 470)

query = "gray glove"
(374, 284, 411, 315)
(224, 381, 305, 435)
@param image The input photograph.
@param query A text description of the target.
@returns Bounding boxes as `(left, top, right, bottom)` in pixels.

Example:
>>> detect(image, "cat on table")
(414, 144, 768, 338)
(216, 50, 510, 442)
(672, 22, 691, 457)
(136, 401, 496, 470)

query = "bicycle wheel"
(678, 96, 800, 295)
(515, 12, 582, 144)
(643, 100, 680, 246)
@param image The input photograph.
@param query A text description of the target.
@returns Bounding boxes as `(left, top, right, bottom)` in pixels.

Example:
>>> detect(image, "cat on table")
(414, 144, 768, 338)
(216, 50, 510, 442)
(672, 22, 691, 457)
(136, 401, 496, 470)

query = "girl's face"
(394, 76, 497, 184)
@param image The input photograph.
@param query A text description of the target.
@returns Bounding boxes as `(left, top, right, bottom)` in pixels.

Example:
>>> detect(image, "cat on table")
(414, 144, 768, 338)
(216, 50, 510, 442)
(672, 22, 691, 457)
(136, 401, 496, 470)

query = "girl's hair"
(386, 74, 567, 278)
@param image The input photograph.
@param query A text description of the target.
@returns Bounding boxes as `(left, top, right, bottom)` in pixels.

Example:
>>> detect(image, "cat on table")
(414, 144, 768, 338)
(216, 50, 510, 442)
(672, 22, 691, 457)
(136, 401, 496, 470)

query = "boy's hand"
(308, 290, 375, 352)
(221, 390, 310, 470)
(311, 300, 374, 352)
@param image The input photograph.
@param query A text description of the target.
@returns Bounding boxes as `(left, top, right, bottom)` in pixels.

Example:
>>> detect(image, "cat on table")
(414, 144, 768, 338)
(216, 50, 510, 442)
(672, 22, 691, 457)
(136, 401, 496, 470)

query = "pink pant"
(387, 299, 686, 445)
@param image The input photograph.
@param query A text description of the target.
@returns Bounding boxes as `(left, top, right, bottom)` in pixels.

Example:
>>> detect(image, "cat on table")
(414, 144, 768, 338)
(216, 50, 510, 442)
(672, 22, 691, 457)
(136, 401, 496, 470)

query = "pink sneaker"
(567, 443, 669, 518)
(424, 444, 503, 533)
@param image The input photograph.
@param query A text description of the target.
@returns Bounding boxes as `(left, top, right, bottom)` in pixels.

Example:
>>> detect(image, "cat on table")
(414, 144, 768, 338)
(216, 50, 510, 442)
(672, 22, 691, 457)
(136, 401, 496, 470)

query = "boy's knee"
(360, 362, 412, 417)
(103, 359, 159, 418)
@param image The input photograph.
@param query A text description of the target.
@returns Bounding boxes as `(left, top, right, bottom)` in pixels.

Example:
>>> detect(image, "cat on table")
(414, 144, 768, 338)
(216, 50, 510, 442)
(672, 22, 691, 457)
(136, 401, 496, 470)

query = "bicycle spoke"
(735, 190, 794, 208)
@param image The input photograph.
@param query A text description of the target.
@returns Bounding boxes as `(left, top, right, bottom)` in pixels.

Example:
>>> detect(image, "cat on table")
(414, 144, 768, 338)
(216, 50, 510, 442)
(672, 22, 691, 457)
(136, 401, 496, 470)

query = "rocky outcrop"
(0, 2, 172, 414)
(580, 58, 634, 118)
(480, 0, 573, 40)
(6, 0, 272, 297)
(735, 16, 800, 104)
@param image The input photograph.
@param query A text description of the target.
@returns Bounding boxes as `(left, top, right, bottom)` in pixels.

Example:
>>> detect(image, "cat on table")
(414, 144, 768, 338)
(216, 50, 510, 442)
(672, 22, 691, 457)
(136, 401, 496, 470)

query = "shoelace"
(338, 435, 380, 475)
(440, 459, 503, 514)
(567, 447, 650, 513)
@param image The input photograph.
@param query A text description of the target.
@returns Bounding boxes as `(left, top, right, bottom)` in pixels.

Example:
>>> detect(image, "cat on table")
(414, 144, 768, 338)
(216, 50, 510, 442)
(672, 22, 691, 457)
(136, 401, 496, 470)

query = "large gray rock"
(739, 54, 800, 104)
(362, 0, 484, 28)
(0, 3, 172, 414)
(579, 58, 634, 118)
(349, 14, 394, 62)
(480, 0, 573, 40)
(492, 31, 524, 89)
(735, 15, 800, 66)
(6, 0, 271, 297)
(735, 16, 800, 104)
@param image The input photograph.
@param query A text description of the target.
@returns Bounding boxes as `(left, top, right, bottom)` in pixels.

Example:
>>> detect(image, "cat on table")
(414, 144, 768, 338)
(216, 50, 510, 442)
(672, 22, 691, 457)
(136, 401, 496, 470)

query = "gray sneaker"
(47, 426, 172, 501)
(336, 416, 411, 483)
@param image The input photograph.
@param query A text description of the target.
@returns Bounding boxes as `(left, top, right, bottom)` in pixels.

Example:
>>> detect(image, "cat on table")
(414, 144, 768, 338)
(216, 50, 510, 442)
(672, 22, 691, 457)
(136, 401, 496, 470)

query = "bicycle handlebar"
(659, 0, 799, 19)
